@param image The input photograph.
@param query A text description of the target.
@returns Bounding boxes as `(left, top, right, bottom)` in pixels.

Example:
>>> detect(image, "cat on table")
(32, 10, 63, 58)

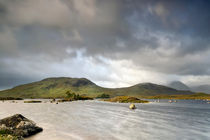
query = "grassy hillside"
(0, 77, 193, 98)
(107, 83, 193, 97)
(0, 77, 104, 98)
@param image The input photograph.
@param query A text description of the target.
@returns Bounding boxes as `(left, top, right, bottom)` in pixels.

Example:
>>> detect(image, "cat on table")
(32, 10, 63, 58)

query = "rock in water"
(129, 104, 136, 109)
(0, 114, 43, 137)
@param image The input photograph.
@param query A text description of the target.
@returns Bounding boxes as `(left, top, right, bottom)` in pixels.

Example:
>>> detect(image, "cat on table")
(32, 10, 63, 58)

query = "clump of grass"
(103, 96, 149, 103)
(96, 94, 110, 99)
(78, 96, 93, 100)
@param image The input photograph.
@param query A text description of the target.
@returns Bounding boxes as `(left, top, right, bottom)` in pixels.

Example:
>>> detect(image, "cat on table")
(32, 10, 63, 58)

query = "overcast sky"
(0, 0, 210, 89)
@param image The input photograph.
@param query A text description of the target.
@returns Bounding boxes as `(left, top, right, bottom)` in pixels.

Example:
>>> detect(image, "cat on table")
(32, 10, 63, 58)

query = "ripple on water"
(0, 100, 210, 140)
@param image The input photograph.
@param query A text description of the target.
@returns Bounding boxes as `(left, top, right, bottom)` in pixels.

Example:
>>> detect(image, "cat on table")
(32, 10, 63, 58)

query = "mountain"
(190, 85, 210, 93)
(108, 83, 193, 96)
(167, 81, 190, 91)
(0, 77, 193, 98)
(167, 81, 210, 94)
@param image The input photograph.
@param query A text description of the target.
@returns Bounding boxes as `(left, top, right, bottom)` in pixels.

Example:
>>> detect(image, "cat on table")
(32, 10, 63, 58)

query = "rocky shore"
(0, 114, 43, 140)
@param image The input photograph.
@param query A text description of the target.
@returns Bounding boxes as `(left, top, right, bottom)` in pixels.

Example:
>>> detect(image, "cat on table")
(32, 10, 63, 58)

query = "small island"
(140, 93, 210, 100)
(102, 96, 149, 103)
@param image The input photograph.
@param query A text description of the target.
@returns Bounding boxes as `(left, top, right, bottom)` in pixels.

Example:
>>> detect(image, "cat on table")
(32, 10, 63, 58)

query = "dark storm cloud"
(0, 72, 35, 88)
(0, 0, 210, 88)
(0, 60, 39, 88)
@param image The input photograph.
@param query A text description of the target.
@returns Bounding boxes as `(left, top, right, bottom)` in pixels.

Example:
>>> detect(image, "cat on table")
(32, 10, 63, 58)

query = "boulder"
(0, 114, 43, 138)
(129, 104, 136, 109)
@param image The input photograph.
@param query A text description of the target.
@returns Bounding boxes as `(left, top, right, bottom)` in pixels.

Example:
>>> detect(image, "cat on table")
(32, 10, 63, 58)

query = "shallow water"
(0, 99, 210, 140)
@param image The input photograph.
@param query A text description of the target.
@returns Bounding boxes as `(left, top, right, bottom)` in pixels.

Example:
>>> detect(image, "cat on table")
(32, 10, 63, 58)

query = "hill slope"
(168, 81, 190, 91)
(0, 77, 193, 98)
(106, 83, 193, 96)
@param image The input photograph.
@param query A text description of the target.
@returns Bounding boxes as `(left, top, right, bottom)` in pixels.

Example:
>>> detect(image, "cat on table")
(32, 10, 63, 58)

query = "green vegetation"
(58, 90, 93, 102)
(96, 93, 110, 98)
(24, 100, 42, 103)
(0, 77, 193, 98)
(65, 90, 80, 100)
(103, 96, 149, 103)
(140, 93, 210, 100)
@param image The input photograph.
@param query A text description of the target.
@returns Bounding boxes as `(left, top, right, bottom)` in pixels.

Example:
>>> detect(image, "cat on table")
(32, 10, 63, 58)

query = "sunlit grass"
(103, 96, 149, 103)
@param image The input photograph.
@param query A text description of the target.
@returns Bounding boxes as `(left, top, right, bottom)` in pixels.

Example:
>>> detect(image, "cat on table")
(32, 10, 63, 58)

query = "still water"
(0, 100, 210, 140)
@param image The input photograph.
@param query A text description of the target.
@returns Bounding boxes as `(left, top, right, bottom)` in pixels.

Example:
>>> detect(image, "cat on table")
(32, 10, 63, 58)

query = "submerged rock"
(129, 104, 136, 109)
(24, 100, 42, 103)
(0, 114, 43, 138)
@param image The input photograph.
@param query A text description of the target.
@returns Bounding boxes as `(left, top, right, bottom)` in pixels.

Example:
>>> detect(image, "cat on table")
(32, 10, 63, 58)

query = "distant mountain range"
(190, 85, 210, 93)
(167, 81, 210, 93)
(168, 81, 190, 91)
(0, 77, 193, 98)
